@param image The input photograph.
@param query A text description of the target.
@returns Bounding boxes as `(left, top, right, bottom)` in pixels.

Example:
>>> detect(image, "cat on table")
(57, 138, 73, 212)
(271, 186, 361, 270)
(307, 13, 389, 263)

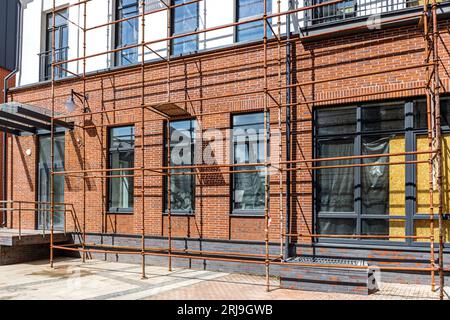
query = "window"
(165, 119, 196, 213)
(316, 103, 406, 237)
(308, 0, 356, 26)
(40, 9, 69, 81)
(108, 126, 135, 213)
(115, 0, 139, 66)
(315, 99, 450, 245)
(236, 0, 272, 43)
(171, 0, 199, 56)
(232, 112, 269, 214)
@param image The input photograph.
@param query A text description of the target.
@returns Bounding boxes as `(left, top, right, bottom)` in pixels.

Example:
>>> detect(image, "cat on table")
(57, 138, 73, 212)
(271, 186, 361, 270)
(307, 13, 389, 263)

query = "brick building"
(1, 0, 450, 295)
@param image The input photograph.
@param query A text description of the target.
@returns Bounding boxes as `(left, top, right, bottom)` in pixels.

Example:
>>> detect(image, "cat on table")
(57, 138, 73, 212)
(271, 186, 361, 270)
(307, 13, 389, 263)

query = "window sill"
(107, 209, 133, 215)
(162, 211, 195, 217)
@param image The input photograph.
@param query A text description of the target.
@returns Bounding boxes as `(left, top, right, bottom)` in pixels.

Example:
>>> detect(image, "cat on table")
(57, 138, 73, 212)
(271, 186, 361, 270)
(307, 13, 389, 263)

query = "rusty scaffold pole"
(49, 0, 56, 268)
(423, 0, 436, 291)
(263, 0, 270, 292)
(140, 0, 147, 280)
(431, 0, 445, 301)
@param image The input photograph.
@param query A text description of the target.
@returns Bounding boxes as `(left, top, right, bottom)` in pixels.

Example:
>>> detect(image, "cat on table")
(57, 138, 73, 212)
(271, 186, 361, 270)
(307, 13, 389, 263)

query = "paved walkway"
(0, 258, 447, 300)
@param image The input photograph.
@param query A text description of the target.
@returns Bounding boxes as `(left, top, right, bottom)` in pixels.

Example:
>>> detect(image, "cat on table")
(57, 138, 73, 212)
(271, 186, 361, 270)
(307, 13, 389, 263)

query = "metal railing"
(0, 200, 73, 239)
(38, 46, 69, 82)
(303, 0, 438, 26)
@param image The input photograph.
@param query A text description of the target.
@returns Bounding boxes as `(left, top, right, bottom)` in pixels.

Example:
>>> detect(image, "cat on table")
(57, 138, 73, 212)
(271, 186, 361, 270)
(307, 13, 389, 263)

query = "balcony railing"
(304, 0, 433, 27)
(38, 46, 69, 82)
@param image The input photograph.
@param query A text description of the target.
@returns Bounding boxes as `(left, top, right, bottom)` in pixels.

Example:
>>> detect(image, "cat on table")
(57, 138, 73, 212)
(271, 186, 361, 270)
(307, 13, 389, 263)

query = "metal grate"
(285, 256, 368, 267)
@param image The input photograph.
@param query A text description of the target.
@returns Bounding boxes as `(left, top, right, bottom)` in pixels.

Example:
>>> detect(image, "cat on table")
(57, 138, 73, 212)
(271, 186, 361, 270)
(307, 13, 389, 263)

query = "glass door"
(37, 134, 65, 230)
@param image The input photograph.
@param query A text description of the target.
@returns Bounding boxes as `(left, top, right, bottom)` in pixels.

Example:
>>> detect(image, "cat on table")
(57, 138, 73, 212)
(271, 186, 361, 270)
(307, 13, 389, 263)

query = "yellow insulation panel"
(415, 135, 450, 242)
(388, 137, 406, 241)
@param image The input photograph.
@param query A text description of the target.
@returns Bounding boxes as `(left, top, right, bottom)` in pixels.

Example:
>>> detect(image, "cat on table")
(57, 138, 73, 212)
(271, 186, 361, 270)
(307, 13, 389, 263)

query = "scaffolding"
(31, 0, 447, 299)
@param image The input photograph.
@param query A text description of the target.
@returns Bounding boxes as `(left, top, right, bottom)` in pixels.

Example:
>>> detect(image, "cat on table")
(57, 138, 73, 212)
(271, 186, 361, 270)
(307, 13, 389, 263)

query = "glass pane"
(109, 126, 135, 210)
(318, 218, 356, 235)
(167, 119, 196, 212)
(316, 107, 356, 136)
(110, 151, 134, 209)
(237, 0, 272, 42)
(362, 104, 404, 132)
(38, 134, 65, 230)
(361, 219, 388, 235)
(110, 126, 135, 150)
(361, 136, 390, 215)
(172, 0, 198, 55)
(317, 139, 354, 213)
(414, 100, 427, 129)
(233, 169, 265, 211)
(232, 112, 268, 213)
(116, 0, 139, 65)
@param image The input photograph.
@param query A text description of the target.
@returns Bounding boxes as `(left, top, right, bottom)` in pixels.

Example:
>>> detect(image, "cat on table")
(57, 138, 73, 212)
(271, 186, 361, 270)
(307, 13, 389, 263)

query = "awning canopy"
(148, 102, 191, 118)
(0, 102, 74, 136)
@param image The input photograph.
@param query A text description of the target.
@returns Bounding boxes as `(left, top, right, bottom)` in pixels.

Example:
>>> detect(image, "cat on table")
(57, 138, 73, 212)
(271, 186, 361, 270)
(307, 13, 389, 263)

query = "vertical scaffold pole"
(140, 0, 147, 280)
(431, 0, 445, 301)
(166, 0, 173, 273)
(423, 0, 435, 291)
(277, 0, 283, 260)
(49, 0, 56, 269)
(263, 0, 270, 293)
(82, 0, 87, 264)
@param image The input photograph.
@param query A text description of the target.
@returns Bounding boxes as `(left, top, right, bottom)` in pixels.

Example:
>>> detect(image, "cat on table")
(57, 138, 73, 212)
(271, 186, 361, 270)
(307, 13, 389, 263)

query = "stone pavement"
(0, 258, 447, 300)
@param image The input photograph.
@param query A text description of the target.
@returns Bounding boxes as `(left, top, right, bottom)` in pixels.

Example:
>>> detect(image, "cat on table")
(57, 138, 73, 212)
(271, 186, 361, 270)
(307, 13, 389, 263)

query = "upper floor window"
(108, 126, 135, 213)
(115, 0, 139, 66)
(232, 112, 269, 214)
(171, 0, 199, 56)
(40, 9, 69, 81)
(165, 119, 197, 213)
(236, 0, 272, 43)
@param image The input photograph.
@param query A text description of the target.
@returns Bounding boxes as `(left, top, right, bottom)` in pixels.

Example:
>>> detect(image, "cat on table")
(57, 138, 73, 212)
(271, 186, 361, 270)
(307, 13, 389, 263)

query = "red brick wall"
(6, 21, 450, 242)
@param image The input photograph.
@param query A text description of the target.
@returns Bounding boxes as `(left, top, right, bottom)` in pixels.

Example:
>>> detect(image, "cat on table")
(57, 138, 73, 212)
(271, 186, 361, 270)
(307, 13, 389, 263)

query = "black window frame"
(114, 0, 140, 67)
(170, 0, 200, 57)
(107, 125, 135, 214)
(40, 9, 69, 81)
(235, 0, 273, 44)
(231, 111, 270, 216)
(163, 118, 197, 215)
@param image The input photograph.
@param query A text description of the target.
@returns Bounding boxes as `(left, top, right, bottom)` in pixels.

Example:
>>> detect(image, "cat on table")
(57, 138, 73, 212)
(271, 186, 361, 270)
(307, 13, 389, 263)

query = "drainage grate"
(285, 256, 368, 267)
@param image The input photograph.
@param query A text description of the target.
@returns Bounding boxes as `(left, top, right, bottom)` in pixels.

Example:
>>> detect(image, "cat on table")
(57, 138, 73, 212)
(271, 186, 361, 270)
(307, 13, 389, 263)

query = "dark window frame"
(314, 98, 450, 247)
(40, 9, 69, 81)
(170, 0, 200, 57)
(114, 0, 139, 67)
(107, 125, 135, 214)
(163, 118, 197, 215)
(231, 111, 270, 216)
(235, 0, 273, 44)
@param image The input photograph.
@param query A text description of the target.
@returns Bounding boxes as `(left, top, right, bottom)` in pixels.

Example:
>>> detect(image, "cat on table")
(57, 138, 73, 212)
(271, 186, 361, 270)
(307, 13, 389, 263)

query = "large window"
(108, 126, 135, 213)
(40, 9, 68, 81)
(236, 0, 272, 43)
(232, 112, 269, 214)
(316, 103, 406, 237)
(171, 0, 199, 56)
(115, 0, 139, 66)
(315, 99, 450, 245)
(165, 119, 197, 213)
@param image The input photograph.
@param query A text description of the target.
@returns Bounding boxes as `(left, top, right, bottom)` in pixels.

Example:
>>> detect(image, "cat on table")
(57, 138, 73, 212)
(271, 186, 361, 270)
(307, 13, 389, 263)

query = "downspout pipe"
(2, 0, 23, 227)
(284, 0, 292, 260)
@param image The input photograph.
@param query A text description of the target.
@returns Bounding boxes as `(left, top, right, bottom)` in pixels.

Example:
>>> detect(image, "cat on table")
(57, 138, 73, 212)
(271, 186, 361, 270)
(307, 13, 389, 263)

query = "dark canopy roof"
(0, 102, 73, 136)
